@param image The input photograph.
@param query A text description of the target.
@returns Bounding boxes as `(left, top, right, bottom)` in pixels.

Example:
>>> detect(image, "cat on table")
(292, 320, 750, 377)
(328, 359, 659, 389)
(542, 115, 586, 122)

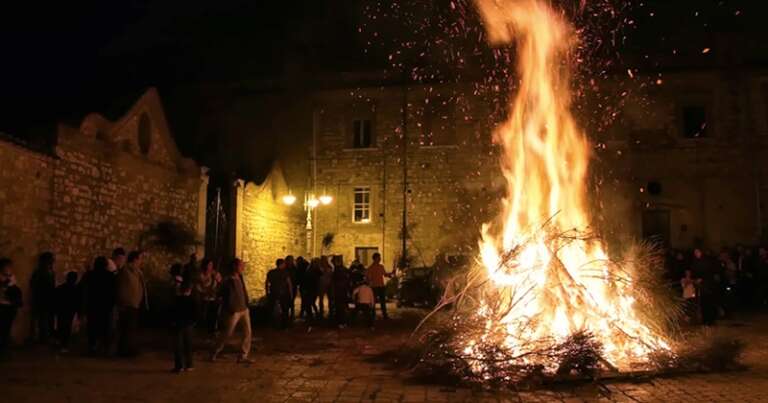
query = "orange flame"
(471, 0, 668, 369)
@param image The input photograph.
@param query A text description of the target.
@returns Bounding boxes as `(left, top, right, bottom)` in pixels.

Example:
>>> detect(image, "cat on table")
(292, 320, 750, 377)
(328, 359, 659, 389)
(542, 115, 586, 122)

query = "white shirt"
(353, 285, 375, 305)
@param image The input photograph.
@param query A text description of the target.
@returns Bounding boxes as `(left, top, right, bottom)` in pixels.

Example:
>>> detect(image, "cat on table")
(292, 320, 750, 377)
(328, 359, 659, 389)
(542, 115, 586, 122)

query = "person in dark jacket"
(84, 256, 116, 355)
(0, 258, 22, 358)
(331, 255, 350, 328)
(55, 271, 81, 352)
(30, 252, 56, 343)
(171, 281, 198, 373)
(300, 258, 321, 323)
(266, 259, 293, 329)
(211, 258, 252, 363)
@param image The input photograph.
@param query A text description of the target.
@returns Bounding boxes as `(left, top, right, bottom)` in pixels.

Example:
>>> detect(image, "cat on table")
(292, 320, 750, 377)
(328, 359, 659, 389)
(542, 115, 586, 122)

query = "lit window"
(353, 187, 371, 223)
(352, 119, 373, 148)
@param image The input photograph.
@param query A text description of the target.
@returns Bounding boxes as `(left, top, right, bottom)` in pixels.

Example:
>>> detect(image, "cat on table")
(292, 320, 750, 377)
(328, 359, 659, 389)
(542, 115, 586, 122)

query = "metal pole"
(401, 79, 408, 270)
(213, 187, 221, 260)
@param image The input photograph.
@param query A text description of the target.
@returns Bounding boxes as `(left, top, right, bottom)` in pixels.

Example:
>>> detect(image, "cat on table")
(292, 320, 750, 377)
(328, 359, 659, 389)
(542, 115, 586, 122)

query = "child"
(171, 281, 198, 373)
(351, 281, 375, 328)
(55, 271, 81, 352)
(0, 258, 23, 359)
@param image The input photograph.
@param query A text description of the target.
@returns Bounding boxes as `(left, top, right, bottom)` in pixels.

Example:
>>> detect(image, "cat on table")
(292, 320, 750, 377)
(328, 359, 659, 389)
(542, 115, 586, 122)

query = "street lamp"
(282, 192, 297, 206)
(319, 194, 333, 205)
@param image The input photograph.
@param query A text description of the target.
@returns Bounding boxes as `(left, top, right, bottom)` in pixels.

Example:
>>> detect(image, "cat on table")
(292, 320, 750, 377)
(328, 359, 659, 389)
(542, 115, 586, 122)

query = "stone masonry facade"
(236, 164, 306, 298)
(301, 67, 768, 268)
(0, 88, 207, 342)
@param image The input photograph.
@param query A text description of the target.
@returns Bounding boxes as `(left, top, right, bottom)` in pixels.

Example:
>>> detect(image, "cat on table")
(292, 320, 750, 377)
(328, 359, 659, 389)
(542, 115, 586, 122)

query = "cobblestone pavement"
(2, 308, 767, 403)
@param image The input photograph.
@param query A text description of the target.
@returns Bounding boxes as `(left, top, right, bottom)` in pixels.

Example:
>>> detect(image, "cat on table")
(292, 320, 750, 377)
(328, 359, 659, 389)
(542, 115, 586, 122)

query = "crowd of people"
(667, 245, 768, 326)
(0, 248, 395, 373)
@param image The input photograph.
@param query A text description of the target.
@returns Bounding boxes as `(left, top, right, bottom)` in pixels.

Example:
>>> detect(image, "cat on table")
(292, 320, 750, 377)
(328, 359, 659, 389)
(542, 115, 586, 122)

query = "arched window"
(138, 113, 152, 155)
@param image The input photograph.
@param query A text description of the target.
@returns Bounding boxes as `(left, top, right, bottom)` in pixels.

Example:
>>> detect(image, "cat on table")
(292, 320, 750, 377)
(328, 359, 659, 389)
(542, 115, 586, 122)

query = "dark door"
(355, 247, 379, 267)
(642, 210, 671, 246)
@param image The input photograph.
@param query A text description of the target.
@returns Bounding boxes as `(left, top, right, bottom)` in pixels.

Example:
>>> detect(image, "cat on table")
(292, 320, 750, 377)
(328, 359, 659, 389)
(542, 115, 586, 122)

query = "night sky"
(0, 0, 765, 171)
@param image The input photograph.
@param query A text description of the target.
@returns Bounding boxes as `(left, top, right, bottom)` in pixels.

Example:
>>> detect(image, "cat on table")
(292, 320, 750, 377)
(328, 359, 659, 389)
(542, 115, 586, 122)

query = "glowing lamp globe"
(307, 198, 320, 208)
(282, 194, 296, 206)
(319, 194, 333, 205)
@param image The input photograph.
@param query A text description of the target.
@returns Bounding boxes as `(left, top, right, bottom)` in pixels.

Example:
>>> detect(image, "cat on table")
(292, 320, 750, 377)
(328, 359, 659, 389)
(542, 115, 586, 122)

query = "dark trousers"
(0, 306, 17, 355)
(87, 309, 112, 353)
(372, 287, 388, 319)
(56, 311, 76, 348)
(700, 293, 718, 325)
(288, 287, 297, 320)
(203, 301, 220, 335)
(32, 309, 54, 343)
(352, 303, 374, 327)
(172, 324, 194, 369)
(270, 296, 291, 329)
(334, 297, 348, 326)
(117, 307, 140, 357)
(300, 290, 317, 322)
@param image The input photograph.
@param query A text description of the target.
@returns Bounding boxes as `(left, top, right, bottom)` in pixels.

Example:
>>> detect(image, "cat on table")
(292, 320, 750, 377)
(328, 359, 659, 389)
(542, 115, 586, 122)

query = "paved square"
(2, 309, 767, 402)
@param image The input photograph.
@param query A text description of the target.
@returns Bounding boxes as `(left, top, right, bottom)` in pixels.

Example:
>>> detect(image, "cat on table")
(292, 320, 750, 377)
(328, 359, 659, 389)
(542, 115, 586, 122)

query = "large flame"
(471, 0, 668, 370)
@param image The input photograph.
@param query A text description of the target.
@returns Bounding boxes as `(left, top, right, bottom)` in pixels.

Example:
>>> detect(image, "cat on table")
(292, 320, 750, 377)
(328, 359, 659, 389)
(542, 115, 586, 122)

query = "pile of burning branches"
(405, 221, 688, 386)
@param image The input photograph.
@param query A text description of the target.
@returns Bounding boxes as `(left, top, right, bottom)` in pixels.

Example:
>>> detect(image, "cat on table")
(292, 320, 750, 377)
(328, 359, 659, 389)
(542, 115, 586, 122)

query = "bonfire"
(414, 0, 674, 383)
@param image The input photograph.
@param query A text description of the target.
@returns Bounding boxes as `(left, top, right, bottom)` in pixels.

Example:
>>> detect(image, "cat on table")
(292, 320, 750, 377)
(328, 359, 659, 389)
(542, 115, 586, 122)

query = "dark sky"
(0, 0, 765, 164)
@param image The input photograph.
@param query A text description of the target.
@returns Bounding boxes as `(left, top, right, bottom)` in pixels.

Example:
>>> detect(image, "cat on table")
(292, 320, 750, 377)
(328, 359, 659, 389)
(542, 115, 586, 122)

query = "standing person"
(170, 281, 198, 373)
(55, 272, 81, 352)
(109, 248, 127, 274)
(169, 264, 184, 295)
(691, 248, 717, 326)
(183, 253, 199, 283)
(284, 255, 297, 321)
(317, 256, 334, 319)
(295, 257, 309, 319)
(266, 259, 293, 329)
(0, 259, 22, 359)
(115, 251, 147, 357)
(301, 258, 321, 323)
(196, 258, 221, 336)
(84, 256, 116, 355)
(30, 251, 56, 343)
(680, 269, 700, 324)
(366, 253, 393, 320)
(351, 281, 375, 328)
(211, 258, 252, 363)
(331, 256, 350, 328)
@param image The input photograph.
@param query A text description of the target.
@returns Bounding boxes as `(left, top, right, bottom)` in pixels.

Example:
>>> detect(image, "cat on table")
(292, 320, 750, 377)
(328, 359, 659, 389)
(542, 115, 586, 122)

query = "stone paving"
(2, 308, 768, 402)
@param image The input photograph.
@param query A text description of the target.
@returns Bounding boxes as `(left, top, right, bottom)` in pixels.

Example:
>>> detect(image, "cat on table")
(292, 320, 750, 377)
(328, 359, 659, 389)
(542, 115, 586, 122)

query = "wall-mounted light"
(319, 194, 333, 205)
(282, 192, 297, 206)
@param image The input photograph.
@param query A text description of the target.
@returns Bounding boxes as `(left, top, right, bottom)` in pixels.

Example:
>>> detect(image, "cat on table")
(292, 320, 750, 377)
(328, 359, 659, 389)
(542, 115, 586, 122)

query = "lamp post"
(282, 190, 333, 257)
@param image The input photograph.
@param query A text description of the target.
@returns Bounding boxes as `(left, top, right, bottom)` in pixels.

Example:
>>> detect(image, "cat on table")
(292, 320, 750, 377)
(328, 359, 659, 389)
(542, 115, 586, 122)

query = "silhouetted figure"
(301, 258, 321, 322)
(266, 259, 293, 329)
(171, 281, 198, 373)
(0, 259, 22, 359)
(30, 252, 56, 343)
(84, 256, 116, 355)
(212, 258, 252, 363)
(55, 271, 81, 352)
(115, 251, 147, 357)
(317, 256, 334, 319)
(331, 256, 350, 328)
(692, 248, 718, 325)
(284, 255, 297, 321)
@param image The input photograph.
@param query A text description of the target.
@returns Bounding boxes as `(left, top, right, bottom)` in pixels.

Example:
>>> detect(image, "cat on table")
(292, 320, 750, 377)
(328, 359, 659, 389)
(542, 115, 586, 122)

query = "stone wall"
(0, 88, 207, 343)
(236, 165, 306, 298)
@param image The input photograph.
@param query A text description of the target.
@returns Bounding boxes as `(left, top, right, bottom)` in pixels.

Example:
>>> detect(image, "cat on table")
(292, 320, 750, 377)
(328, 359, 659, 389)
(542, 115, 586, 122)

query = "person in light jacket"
(115, 250, 147, 357)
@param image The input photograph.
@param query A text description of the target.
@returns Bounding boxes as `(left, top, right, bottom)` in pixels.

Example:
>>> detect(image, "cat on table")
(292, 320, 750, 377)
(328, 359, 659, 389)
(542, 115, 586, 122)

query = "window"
(355, 247, 379, 266)
(352, 119, 373, 148)
(353, 186, 371, 223)
(682, 106, 707, 138)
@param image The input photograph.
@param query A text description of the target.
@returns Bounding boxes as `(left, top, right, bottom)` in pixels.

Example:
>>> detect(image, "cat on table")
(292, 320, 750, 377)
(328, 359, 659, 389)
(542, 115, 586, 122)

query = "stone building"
(231, 64, 768, 272)
(0, 88, 207, 341)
